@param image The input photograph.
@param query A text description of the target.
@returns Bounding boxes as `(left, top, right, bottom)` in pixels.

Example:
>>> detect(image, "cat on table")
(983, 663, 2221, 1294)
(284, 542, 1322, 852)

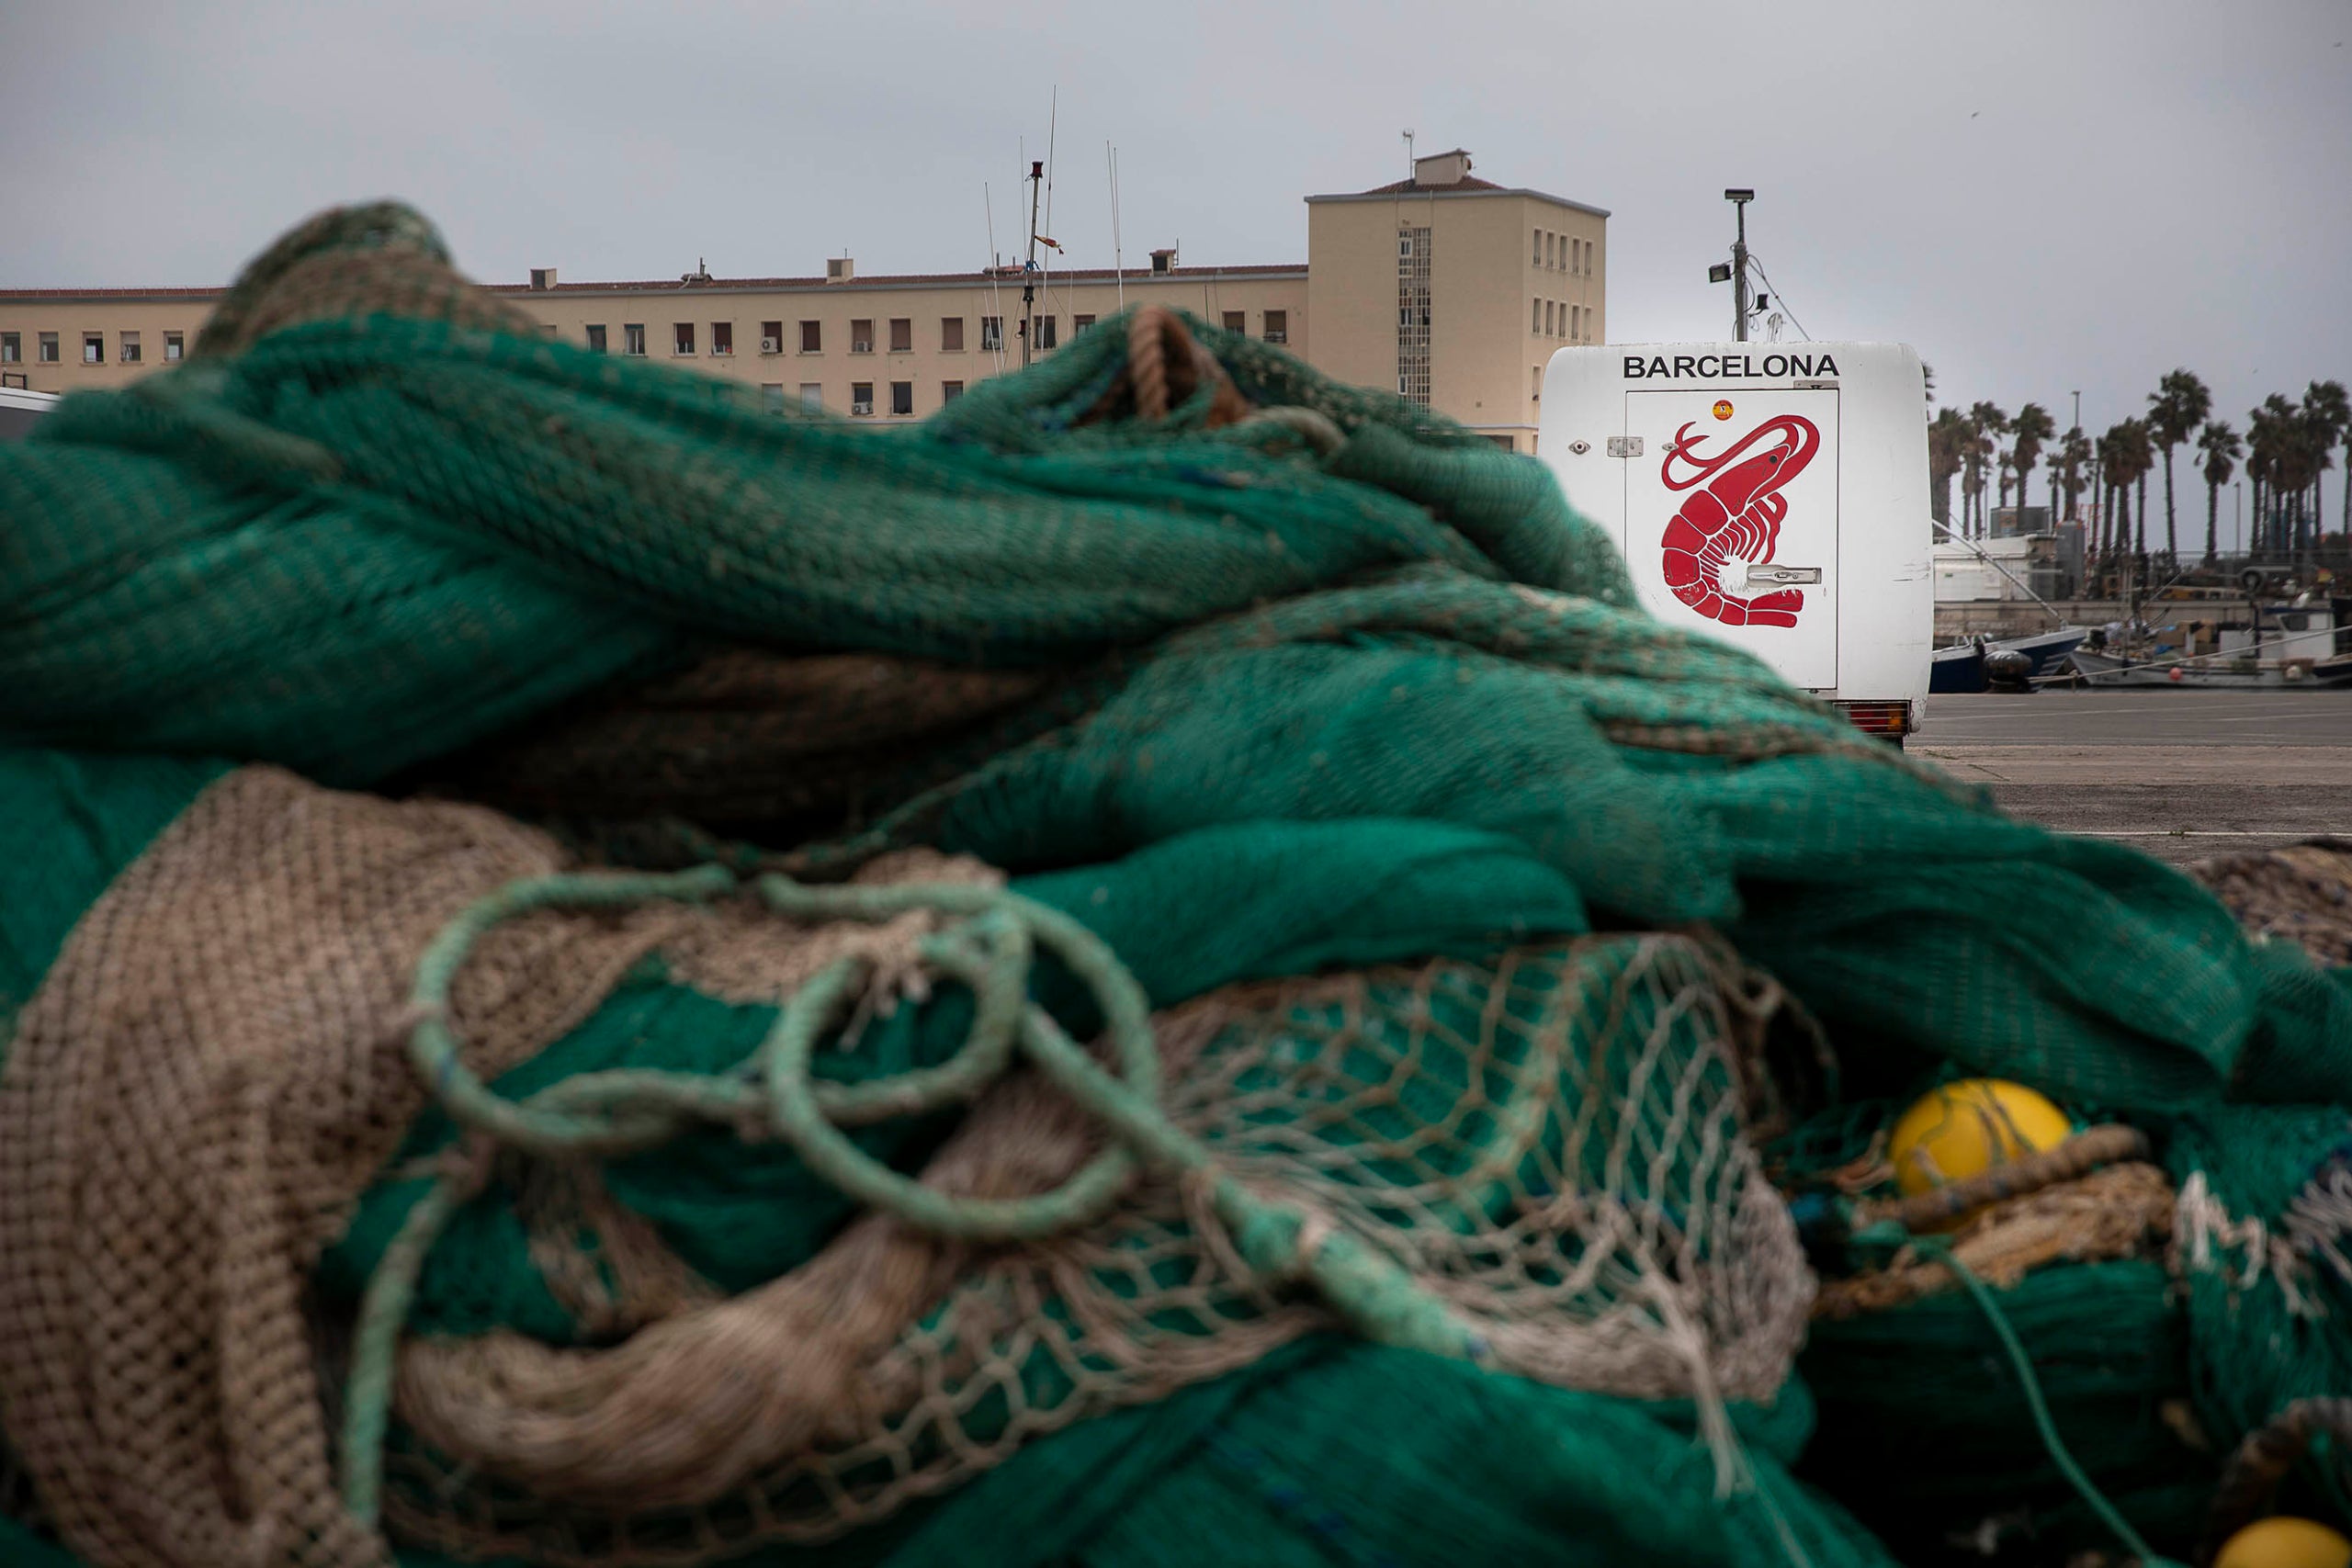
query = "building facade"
(0, 151, 1603, 452)
(1306, 149, 1606, 451)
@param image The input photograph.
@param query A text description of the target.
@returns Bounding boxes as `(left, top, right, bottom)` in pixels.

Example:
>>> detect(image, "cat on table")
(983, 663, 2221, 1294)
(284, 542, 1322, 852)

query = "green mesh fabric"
(1798, 1260, 2216, 1563)
(2167, 1102, 2352, 1523)
(4, 202, 2351, 1568)
(0, 750, 227, 1052)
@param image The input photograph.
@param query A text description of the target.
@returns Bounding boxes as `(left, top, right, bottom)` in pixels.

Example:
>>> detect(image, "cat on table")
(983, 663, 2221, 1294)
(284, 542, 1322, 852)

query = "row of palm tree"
(1928, 369, 2351, 567)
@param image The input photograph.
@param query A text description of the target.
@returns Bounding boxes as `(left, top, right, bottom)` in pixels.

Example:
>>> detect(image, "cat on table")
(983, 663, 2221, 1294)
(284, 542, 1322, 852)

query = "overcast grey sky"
(6, 0, 2347, 487)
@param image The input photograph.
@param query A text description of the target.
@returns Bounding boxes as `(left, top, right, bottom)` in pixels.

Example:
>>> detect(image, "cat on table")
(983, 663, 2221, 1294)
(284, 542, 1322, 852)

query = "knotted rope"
(343, 867, 1498, 1527)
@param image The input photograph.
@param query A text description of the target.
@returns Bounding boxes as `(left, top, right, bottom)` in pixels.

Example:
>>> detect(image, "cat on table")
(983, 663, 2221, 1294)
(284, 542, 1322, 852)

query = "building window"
(711, 321, 734, 356)
(942, 380, 964, 402)
(585, 324, 608, 353)
(979, 316, 1003, 351)
(1545, 300, 1555, 336)
(888, 317, 912, 353)
(761, 383, 785, 409)
(0, 333, 17, 364)
(1222, 310, 1245, 334)
(1489, 434, 1517, 451)
(851, 319, 874, 353)
(40, 332, 60, 364)
(0, 373, 23, 389)
(1532, 366, 1544, 398)
(1034, 315, 1057, 350)
(851, 381, 875, 415)
(1532, 229, 1544, 265)
(1073, 314, 1095, 334)
(164, 332, 184, 361)
(1396, 224, 1431, 406)
(941, 316, 965, 352)
(673, 322, 695, 355)
(83, 333, 104, 365)
(799, 320, 822, 353)
(1532, 299, 1542, 333)
(890, 380, 913, 415)
(1570, 305, 1581, 341)
(761, 321, 783, 353)
(539, 322, 558, 338)
(119, 332, 141, 364)
(799, 383, 823, 410)
(1546, 232, 1556, 269)
(624, 323, 646, 356)
(1264, 310, 1287, 344)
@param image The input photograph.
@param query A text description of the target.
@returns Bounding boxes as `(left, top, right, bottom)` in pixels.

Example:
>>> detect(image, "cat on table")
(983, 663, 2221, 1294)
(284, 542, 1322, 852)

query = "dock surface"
(1916, 692, 2352, 863)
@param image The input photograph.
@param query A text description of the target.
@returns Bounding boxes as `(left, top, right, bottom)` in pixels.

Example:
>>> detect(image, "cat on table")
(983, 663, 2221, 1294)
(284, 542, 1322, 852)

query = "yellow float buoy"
(2214, 1517, 2352, 1568)
(1886, 1078, 2072, 1199)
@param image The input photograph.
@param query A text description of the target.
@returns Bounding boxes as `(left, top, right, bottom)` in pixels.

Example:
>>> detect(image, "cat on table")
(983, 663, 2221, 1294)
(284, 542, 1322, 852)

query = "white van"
(0, 386, 59, 443)
(1538, 342, 1933, 740)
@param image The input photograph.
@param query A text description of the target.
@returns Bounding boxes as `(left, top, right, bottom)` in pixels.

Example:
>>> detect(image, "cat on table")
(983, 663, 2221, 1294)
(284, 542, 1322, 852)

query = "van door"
(1623, 387, 1839, 689)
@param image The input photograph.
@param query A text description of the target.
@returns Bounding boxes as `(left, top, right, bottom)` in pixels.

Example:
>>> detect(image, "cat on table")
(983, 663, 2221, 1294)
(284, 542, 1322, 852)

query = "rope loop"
(343, 863, 1495, 1529)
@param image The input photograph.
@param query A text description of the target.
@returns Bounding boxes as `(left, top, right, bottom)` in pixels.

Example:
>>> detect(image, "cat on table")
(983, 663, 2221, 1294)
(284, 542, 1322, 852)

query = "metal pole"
(1731, 199, 1750, 342)
(1021, 160, 1043, 370)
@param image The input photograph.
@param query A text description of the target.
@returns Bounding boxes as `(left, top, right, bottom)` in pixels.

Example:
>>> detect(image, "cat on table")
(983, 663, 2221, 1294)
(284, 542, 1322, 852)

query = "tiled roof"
(1346, 175, 1509, 197)
(0, 285, 224, 299)
(481, 263, 1307, 294)
(0, 264, 1306, 302)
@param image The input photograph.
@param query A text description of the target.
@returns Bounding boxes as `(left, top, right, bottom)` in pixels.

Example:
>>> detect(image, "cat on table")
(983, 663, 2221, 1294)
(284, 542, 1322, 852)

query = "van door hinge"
(1606, 435, 1643, 457)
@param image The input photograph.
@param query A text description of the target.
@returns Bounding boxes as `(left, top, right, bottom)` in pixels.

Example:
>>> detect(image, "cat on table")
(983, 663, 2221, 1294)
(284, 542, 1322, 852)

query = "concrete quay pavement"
(1912, 692, 2352, 864)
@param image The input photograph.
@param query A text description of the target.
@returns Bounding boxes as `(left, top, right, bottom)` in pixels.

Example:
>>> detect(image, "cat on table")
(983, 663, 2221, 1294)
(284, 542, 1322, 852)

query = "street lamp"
(1723, 189, 1754, 342)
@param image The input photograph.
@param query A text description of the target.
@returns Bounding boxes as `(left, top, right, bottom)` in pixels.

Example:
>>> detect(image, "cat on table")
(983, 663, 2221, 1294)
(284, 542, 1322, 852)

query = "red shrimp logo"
(1659, 413, 1821, 627)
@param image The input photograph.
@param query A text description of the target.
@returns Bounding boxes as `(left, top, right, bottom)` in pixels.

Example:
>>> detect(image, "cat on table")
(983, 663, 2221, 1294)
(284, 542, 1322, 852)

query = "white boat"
(2064, 642, 2352, 690)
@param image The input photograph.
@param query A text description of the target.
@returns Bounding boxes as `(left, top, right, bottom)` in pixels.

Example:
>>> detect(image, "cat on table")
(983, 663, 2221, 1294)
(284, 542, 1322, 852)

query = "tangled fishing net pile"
(1, 205, 2346, 1568)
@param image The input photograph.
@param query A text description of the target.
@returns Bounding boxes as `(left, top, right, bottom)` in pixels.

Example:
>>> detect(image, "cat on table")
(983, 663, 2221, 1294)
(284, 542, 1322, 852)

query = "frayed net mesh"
(376, 934, 1809, 1565)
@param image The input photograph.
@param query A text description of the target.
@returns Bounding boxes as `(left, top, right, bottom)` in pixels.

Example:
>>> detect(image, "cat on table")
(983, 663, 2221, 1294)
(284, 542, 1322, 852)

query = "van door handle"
(1746, 566, 1823, 585)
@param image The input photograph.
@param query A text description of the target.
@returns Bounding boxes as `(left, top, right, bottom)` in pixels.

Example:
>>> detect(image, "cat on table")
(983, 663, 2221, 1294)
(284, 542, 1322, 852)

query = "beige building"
(1307, 148, 1606, 450)
(0, 150, 1603, 452)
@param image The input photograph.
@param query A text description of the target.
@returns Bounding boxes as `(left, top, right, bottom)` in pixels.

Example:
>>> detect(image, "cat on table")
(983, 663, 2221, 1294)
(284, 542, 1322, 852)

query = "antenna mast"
(1020, 158, 1043, 369)
(1108, 142, 1125, 311)
(984, 182, 1006, 375)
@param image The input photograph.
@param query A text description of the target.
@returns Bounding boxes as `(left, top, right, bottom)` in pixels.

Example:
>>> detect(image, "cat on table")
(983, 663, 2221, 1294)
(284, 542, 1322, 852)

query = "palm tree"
(2103, 418, 2155, 566)
(2248, 394, 2318, 557)
(2305, 379, 2348, 550)
(2146, 369, 2211, 562)
(2007, 402, 2055, 531)
(2098, 424, 2132, 567)
(2053, 424, 2092, 529)
(2196, 420, 2241, 563)
(1965, 401, 2007, 536)
(2247, 396, 2292, 554)
(1928, 407, 1969, 526)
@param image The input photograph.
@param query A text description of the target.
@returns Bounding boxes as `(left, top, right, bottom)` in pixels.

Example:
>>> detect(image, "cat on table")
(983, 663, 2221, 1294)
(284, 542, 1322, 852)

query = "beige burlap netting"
(2188, 838, 2352, 966)
(1, 763, 1814, 1568)
(418, 649, 1063, 833)
(0, 766, 993, 1568)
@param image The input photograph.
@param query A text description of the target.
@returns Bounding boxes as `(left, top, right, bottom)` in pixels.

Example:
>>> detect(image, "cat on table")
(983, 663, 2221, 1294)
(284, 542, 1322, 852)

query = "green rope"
(1905, 1230, 2186, 1568)
(341, 865, 1497, 1528)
